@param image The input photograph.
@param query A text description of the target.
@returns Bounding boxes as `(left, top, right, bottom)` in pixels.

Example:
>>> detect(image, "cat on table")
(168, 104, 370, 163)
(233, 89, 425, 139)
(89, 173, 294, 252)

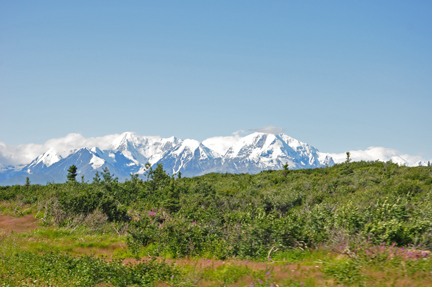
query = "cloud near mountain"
(0, 131, 430, 185)
(1, 133, 429, 168)
(326, 147, 430, 167)
(0, 133, 142, 166)
(202, 135, 242, 155)
(248, 125, 286, 134)
(0, 131, 334, 185)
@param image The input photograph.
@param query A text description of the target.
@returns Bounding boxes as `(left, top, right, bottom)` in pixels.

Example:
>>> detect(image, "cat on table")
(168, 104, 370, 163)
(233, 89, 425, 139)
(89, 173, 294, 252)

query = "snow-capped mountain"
(0, 164, 26, 182)
(19, 147, 142, 183)
(218, 133, 333, 174)
(112, 132, 181, 168)
(0, 132, 334, 185)
(158, 139, 223, 177)
(24, 148, 64, 174)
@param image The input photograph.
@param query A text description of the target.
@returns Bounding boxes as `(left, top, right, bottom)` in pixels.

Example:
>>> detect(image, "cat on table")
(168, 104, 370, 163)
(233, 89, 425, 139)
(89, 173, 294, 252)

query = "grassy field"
(1, 161, 432, 286)
(2, 223, 432, 286)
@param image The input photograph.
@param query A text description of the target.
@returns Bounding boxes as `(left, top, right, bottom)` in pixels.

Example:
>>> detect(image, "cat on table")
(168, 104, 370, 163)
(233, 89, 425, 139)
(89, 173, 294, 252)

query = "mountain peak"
(113, 132, 139, 149)
(1, 132, 335, 184)
(29, 147, 62, 168)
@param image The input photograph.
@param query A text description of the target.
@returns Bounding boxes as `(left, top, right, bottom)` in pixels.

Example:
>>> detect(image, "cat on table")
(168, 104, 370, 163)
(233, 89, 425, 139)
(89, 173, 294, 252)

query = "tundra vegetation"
(1, 160, 432, 286)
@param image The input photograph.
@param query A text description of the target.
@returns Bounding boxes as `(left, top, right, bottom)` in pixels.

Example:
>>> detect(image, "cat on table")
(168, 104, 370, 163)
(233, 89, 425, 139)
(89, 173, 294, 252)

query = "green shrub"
(323, 259, 365, 286)
(3, 162, 432, 260)
(0, 247, 181, 286)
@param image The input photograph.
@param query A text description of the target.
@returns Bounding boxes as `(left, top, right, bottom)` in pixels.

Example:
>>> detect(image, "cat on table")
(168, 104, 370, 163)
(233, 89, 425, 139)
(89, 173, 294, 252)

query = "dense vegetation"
(1, 160, 432, 286)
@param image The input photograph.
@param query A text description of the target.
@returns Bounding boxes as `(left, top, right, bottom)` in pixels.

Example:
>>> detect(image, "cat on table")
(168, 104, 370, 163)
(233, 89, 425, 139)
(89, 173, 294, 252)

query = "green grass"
(0, 236, 182, 287)
(1, 162, 432, 285)
(201, 264, 251, 285)
(4, 227, 432, 286)
(272, 248, 331, 264)
(14, 226, 131, 258)
(0, 200, 35, 217)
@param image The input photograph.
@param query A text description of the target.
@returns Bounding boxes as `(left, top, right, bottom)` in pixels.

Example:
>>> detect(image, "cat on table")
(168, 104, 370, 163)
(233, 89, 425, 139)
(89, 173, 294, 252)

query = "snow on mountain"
(317, 152, 334, 167)
(109, 132, 182, 174)
(0, 164, 26, 182)
(11, 132, 185, 182)
(26, 147, 144, 182)
(112, 132, 150, 166)
(136, 136, 181, 165)
(89, 154, 105, 169)
(221, 133, 333, 172)
(157, 139, 222, 177)
(202, 135, 242, 155)
(0, 131, 336, 185)
(25, 148, 63, 173)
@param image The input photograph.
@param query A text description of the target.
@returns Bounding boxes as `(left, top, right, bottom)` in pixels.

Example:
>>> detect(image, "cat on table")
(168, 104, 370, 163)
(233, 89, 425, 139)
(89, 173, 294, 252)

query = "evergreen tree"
(283, 162, 289, 176)
(346, 152, 351, 163)
(25, 177, 30, 187)
(101, 167, 118, 184)
(344, 152, 353, 174)
(102, 167, 113, 183)
(67, 165, 77, 183)
(164, 175, 180, 213)
(93, 171, 101, 184)
(147, 163, 170, 192)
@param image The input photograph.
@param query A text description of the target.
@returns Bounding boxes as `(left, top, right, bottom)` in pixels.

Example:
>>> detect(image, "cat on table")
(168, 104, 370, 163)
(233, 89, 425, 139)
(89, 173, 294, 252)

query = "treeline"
(1, 161, 432, 260)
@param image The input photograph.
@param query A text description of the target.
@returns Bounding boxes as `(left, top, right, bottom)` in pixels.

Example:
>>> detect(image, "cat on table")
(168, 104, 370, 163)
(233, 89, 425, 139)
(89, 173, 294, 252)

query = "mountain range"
(0, 132, 334, 185)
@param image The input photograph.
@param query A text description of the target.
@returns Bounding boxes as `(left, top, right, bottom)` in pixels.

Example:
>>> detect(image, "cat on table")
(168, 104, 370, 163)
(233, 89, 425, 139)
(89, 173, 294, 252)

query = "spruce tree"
(283, 162, 289, 176)
(346, 152, 351, 163)
(93, 171, 101, 184)
(147, 163, 170, 192)
(67, 165, 77, 183)
(102, 167, 116, 183)
(25, 177, 30, 187)
(344, 152, 353, 174)
(164, 175, 180, 213)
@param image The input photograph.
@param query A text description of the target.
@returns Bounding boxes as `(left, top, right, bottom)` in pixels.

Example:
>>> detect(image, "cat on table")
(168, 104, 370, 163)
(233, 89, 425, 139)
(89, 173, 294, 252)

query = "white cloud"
(325, 146, 431, 167)
(1, 132, 430, 169)
(202, 132, 243, 155)
(232, 129, 246, 136)
(0, 132, 126, 166)
(248, 125, 286, 134)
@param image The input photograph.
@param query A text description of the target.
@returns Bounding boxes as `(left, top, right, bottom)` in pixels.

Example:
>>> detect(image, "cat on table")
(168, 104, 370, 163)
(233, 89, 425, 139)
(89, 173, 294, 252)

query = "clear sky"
(1, 1, 431, 158)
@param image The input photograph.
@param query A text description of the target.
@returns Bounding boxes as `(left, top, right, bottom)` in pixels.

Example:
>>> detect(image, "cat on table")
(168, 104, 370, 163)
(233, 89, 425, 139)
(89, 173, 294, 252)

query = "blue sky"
(1, 1, 431, 158)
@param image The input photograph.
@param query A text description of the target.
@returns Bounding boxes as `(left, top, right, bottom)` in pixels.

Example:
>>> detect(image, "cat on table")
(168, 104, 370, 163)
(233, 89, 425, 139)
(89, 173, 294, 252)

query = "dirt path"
(125, 257, 327, 286)
(123, 256, 323, 280)
(124, 256, 319, 270)
(0, 213, 38, 235)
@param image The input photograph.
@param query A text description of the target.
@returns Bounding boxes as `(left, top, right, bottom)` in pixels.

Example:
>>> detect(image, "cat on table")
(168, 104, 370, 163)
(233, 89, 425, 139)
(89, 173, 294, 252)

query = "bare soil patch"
(124, 256, 323, 276)
(0, 213, 38, 235)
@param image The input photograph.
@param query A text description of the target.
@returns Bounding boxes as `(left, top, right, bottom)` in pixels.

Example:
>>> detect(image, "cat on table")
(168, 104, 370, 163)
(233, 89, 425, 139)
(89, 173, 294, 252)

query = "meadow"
(1, 160, 432, 286)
